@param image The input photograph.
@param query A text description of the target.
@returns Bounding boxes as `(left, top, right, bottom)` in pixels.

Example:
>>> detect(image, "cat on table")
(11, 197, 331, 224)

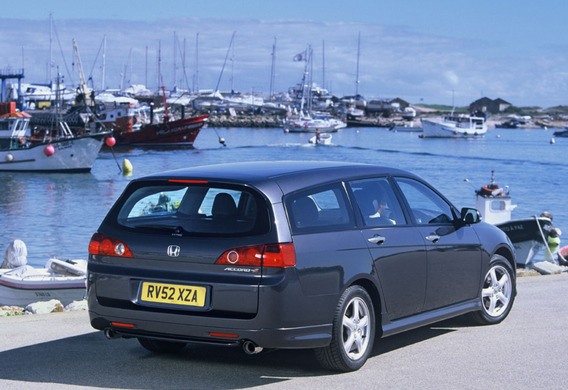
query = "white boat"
(285, 114, 346, 133)
(0, 240, 86, 307)
(421, 114, 487, 138)
(0, 102, 108, 173)
(473, 171, 554, 266)
(284, 45, 346, 133)
(309, 132, 332, 145)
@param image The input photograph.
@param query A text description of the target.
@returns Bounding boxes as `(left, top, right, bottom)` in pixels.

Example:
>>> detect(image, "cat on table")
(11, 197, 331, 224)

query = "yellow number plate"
(139, 282, 207, 307)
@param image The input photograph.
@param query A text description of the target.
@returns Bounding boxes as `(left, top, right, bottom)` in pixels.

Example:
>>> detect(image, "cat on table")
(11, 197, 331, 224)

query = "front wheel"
(315, 285, 375, 372)
(468, 254, 516, 325)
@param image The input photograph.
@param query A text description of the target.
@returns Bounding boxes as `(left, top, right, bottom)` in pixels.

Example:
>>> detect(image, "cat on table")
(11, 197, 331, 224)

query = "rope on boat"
(534, 215, 558, 265)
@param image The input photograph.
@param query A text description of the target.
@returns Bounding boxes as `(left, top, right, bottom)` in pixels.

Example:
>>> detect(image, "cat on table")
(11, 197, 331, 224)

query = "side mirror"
(460, 207, 481, 224)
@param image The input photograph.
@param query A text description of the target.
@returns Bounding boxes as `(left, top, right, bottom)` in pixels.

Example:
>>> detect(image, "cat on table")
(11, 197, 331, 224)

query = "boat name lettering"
(34, 292, 52, 297)
(55, 141, 73, 150)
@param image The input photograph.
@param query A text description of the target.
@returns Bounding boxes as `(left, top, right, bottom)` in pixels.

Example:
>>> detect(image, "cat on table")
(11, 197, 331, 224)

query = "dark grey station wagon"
(88, 161, 516, 371)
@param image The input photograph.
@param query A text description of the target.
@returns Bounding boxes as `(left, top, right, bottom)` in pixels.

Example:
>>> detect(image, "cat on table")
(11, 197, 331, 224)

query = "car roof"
(142, 161, 418, 196)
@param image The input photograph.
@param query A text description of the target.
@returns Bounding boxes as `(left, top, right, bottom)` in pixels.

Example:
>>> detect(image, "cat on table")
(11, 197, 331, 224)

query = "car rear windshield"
(114, 182, 270, 237)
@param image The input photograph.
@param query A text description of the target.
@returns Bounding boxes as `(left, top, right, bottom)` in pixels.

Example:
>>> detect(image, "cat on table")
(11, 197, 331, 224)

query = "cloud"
(443, 71, 459, 87)
(2, 16, 568, 107)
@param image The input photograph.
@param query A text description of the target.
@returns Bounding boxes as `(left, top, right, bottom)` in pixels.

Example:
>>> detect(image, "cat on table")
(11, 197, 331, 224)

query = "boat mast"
(101, 35, 106, 91)
(269, 36, 277, 98)
(195, 33, 199, 92)
(215, 31, 236, 92)
(322, 40, 325, 91)
(355, 32, 360, 96)
(49, 13, 53, 82)
(173, 31, 177, 90)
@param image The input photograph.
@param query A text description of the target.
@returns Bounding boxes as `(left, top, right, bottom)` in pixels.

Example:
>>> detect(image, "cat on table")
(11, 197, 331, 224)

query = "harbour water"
(1, 126, 566, 267)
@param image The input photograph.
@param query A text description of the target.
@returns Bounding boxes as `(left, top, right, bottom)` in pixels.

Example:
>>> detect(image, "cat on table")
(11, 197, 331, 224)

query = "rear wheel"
(315, 285, 375, 372)
(468, 254, 515, 325)
(137, 337, 187, 353)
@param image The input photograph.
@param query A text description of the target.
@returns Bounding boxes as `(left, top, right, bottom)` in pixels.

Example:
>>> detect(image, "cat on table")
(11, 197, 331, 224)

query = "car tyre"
(137, 337, 187, 353)
(468, 254, 515, 325)
(315, 285, 375, 372)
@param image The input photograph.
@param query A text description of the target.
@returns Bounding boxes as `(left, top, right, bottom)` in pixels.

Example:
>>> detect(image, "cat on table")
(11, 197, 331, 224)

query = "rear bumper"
(88, 305, 332, 349)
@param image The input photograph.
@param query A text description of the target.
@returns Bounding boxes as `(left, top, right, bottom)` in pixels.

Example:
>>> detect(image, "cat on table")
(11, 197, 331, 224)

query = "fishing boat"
(473, 170, 554, 266)
(0, 240, 86, 307)
(112, 112, 209, 147)
(421, 113, 487, 138)
(0, 102, 108, 173)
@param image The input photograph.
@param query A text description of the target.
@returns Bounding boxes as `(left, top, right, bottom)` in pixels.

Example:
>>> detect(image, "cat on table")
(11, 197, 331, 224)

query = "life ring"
(480, 185, 503, 197)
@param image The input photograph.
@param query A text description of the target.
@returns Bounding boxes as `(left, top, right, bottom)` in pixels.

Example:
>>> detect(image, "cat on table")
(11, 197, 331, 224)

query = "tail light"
(89, 233, 134, 258)
(215, 243, 295, 268)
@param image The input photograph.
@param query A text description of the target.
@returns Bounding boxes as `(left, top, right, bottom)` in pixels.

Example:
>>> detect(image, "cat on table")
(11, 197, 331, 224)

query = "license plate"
(139, 282, 207, 307)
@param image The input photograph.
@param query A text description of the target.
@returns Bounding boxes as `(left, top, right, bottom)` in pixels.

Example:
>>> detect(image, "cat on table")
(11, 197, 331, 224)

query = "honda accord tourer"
(88, 161, 516, 371)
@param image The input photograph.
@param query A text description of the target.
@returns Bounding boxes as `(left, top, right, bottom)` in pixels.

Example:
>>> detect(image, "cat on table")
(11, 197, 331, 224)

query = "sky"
(2, 0, 568, 107)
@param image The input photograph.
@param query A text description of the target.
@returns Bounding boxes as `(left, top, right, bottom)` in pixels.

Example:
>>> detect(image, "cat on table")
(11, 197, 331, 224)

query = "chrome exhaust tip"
(104, 328, 121, 340)
(242, 340, 263, 355)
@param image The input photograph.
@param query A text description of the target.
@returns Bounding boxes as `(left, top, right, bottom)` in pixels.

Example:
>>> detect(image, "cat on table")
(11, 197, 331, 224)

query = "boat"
(473, 170, 554, 266)
(111, 112, 209, 147)
(421, 113, 487, 138)
(285, 114, 346, 133)
(495, 120, 520, 129)
(390, 121, 423, 132)
(284, 45, 346, 133)
(309, 132, 332, 145)
(553, 128, 568, 137)
(0, 240, 86, 307)
(0, 102, 108, 173)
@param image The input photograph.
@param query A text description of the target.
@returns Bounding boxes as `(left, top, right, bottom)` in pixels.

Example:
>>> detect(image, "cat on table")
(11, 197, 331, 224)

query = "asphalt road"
(1, 273, 567, 390)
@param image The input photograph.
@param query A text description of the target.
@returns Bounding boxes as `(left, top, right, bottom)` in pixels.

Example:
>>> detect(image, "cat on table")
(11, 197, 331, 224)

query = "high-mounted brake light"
(168, 179, 208, 184)
(215, 243, 296, 268)
(89, 233, 134, 258)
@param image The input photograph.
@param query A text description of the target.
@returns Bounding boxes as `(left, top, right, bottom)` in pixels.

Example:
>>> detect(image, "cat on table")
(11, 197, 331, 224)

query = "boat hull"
(496, 217, 553, 265)
(0, 270, 86, 307)
(0, 135, 105, 173)
(285, 117, 346, 133)
(421, 117, 487, 138)
(114, 114, 209, 146)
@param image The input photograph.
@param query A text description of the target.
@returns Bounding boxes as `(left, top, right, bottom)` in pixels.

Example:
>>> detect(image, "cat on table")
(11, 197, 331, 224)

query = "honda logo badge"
(167, 245, 181, 257)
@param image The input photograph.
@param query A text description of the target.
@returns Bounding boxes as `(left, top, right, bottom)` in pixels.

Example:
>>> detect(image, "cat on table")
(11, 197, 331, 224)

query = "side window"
(395, 177, 454, 225)
(286, 183, 353, 233)
(348, 177, 406, 227)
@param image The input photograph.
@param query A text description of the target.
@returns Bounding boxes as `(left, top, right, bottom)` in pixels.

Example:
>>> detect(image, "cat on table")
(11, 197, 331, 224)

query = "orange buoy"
(105, 136, 116, 147)
(44, 144, 55, 156)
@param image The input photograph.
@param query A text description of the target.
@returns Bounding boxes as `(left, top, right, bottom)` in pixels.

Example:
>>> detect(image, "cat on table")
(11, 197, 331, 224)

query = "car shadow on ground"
(0, 320, 470, 389)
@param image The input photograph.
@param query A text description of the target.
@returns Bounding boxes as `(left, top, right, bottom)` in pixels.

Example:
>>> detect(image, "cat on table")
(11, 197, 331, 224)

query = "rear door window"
(348, 177, 406, 227)
(115, 183, 269, 236)
(286, 183, 354, 234)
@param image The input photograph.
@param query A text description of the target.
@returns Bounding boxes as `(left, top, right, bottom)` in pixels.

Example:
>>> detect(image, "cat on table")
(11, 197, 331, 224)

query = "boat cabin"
(0, 102, 31, 150)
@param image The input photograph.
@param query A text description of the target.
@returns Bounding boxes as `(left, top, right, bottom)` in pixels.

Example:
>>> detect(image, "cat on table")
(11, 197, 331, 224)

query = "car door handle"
(368, 235, 386, 245)
(426, 234, 440, 243)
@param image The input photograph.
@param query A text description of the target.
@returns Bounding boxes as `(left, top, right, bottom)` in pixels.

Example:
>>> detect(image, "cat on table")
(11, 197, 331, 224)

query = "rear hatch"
(89, 179, 277, 317)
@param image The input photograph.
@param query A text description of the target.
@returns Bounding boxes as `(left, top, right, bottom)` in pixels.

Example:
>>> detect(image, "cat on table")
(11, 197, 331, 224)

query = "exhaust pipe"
(104, 328, 121, 340)
(242, 340, 263, 355)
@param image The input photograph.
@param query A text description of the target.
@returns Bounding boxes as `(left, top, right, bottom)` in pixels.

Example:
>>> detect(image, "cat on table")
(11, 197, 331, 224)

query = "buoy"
(122, 158, 133, 175)
(44, 144, 55, 156)
(550, 138, 555, 144)
(496, 134, 501, 138)
(219, 137, 226, 146)
(105, 136, 116, 147)
(5, 153, 13, 162)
